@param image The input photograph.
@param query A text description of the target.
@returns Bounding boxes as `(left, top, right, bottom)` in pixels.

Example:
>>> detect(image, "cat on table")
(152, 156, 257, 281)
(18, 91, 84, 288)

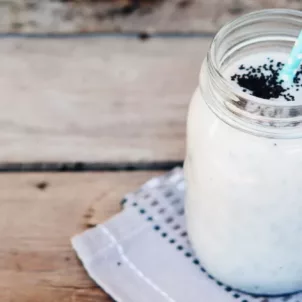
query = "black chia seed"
(230, 58, 302, 102)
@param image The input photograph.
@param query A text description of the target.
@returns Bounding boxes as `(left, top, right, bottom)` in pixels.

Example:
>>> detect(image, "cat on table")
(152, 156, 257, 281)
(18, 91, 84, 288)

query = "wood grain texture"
(0, 171, 163, 302)
(2, 0, 301, 34)
(0, 37, 210, 164)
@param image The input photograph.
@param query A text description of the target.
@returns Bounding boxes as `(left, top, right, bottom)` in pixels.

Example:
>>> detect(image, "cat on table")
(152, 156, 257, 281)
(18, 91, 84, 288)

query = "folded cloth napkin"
(72, 168, 301, 302)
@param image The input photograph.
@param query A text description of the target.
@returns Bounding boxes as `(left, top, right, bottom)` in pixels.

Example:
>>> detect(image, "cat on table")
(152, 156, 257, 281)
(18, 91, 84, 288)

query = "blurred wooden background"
(0, 0, 300, 34)
(0, 0, 300, 167)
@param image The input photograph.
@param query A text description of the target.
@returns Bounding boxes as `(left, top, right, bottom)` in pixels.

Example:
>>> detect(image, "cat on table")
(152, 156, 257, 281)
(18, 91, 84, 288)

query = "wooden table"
(0, 35, 210, 302)
(0, 1, 298, 300)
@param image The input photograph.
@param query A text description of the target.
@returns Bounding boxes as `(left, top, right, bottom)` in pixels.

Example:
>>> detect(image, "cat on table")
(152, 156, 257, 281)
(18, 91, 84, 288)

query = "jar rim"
(201, 9, 302, 138)
(208, 8, 302, 108)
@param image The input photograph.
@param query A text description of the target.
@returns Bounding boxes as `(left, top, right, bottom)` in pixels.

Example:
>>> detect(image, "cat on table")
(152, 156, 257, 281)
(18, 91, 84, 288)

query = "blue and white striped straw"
(279, 30, 302, 84)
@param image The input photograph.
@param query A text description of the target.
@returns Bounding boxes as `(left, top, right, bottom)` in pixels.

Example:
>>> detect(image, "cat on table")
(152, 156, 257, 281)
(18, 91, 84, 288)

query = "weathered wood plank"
(0, 171, 163, 302)
(2, 0, 301, 34)
(0, 37, 210, 163)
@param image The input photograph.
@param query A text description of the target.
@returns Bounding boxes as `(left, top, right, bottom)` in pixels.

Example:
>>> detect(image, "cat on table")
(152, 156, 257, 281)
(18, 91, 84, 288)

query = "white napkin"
(72, 168, 301, 302)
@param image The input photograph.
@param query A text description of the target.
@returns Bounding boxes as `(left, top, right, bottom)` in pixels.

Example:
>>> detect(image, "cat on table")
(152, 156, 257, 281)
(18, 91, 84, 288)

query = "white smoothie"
(185, 50, 302, 295)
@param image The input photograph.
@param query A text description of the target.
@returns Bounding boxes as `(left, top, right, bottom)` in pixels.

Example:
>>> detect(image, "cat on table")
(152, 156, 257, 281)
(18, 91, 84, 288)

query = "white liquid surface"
(224, 51, 302, 102)
(185, 51, 302, 295)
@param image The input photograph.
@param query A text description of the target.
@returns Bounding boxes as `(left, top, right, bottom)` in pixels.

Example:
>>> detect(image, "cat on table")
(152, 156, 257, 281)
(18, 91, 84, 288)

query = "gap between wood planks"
(0, 32, 214, 39)
(0, 161, 183, 172)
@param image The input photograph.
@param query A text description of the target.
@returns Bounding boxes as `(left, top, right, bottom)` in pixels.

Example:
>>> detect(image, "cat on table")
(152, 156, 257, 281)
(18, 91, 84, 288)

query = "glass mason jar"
(185, 9, 302, 296)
